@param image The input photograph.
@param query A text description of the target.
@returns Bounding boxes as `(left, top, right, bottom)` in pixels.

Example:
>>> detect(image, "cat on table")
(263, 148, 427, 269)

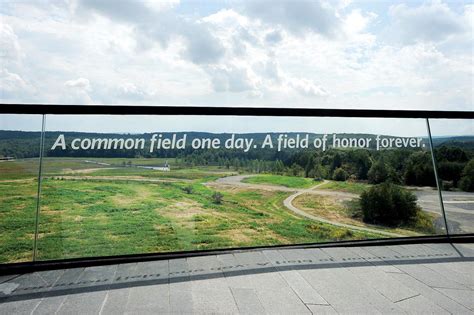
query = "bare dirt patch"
(160, 199, 206, 219)
(110, 185, 158, 207)
(50, 175, 192, 183)
(221, 228, 255, 243)
(293, 193, 360, 226)
(63, 167, 117, 174)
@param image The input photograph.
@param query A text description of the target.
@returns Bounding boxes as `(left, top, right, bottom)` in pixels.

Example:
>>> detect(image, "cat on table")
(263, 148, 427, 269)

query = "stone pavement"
(1, 243, 473, 314)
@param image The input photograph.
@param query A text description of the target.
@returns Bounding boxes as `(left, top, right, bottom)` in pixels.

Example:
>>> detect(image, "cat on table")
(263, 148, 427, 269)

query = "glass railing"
(0, 107, 472, 264)
(428, 119, 474, 235)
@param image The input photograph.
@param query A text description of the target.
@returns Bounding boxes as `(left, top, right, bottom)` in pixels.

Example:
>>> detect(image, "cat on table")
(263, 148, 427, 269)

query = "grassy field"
(242, 174, 318, 188)
(293, 193, 436, 235)
(0, 158, 386, 263)
(318, 180, 371, 194)
(0, 177, 381, 263)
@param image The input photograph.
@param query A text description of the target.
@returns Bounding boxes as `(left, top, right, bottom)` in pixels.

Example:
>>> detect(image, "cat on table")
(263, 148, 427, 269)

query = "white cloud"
(79, 0, 225, 65)
(288, 78, 329, 97)
(64, 77, 91, 91)
(264, 30, 283, 45)
(389, 1, 468, 44)
(0, 68, 34, 99)
(0, 0, 471, 113)
(207, 65, 257, 93)
(0, 23, 22, 61)
(343, 9, 377, 35)
(243, 0, 341, 37)
(117, 82, 150, 100)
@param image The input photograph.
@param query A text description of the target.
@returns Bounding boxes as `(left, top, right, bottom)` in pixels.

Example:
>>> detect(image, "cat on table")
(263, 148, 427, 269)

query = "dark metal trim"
(426, 118, 450, 238)
(1, 104, 473, 119)
(32, 115, 46, 261)
(1, 234, 473, 275)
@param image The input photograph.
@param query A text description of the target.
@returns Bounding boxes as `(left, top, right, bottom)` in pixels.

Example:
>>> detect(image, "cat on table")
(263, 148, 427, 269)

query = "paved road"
(415, 189, 474, 234)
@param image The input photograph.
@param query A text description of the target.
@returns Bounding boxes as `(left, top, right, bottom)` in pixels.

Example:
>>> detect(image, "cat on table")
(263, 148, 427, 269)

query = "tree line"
(1, 130, 473, 191)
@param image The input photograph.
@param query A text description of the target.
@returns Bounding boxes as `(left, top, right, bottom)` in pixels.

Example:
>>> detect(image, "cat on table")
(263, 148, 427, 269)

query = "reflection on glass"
(25, 115, 445, 261)
(428, 119, 474, 235)
(0, 114, 42, 263)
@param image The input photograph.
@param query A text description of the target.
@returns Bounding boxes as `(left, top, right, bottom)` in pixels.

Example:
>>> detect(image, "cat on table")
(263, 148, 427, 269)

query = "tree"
(404, 152, 436, 187)
(333, 167, 348, 181)
(346, 150, 371, 180)
(331, 152, 342, 171)
(274, 159, 285, 174)
(360, 182, 419, 226)
(289, 163, 304, 176)
(437, 161, 465, 186)
(436, 146, 468, 162)
(308, 162, 327, 180)
(367, 160, 388, 184)
(304, 156, 315, 178)
(459, 159, 474, 192)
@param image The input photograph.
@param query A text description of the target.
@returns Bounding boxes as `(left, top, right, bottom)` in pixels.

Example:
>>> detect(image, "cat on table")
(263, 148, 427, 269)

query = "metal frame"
(1, 104, 473, 274)
(1, 104, 473, 118)
(1, 234, 473, 275)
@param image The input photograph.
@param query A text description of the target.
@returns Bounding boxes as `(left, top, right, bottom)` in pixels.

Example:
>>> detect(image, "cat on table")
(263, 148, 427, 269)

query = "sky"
(0, 0, 473, 135)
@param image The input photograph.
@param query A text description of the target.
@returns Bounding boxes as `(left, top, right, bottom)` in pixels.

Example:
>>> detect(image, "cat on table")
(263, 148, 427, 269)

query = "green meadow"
(318, 180, 371, 194)
(0, 158, 385, 263)
(242, 174, 317, 188)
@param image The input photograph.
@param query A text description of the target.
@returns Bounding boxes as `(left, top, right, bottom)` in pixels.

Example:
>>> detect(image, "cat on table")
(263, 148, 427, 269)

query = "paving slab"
(230, 287, 266, 315)
(263, 249, 329, 305)
(305, 303, 338, 314)
(231, 251, 311, 314)
(322, 247, 418, 303)
(0, 243, 472, 314)
(363, 245, 471, 290)
(394, 294, 450, 314)
(168, 258, 194, 314)
(186, 255, 239, 314)
(435, 287, 474, 310)
(390, 272, 473, 314)
(297, 248, 402, 314)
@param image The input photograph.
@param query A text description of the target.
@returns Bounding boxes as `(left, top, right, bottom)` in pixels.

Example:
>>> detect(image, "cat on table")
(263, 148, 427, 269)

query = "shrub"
(459, 159, 474, 192)
(212, 191, 223, 204)
(182, 185, 193, 194)
(359, 182, 419, 226)
(441, 180, 454, 191)
(332, 167, 348, 181)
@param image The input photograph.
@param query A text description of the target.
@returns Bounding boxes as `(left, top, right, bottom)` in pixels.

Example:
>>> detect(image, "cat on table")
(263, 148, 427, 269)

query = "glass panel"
(0, 114, 42, 263)
(428, 118, 474, 235)
(35, 115, 444, 260)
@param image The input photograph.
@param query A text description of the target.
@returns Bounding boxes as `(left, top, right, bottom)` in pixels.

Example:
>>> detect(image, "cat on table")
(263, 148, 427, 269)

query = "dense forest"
(1, 130, 473, 191)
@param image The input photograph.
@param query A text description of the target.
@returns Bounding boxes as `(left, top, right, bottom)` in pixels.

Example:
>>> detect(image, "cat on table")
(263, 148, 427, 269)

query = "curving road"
(209, 175, 403, 237)
(282, 182, 403, 237)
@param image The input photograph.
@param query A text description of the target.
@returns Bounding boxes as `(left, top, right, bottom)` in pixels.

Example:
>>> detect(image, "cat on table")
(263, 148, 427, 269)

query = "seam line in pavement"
(394, 293, 420, 303)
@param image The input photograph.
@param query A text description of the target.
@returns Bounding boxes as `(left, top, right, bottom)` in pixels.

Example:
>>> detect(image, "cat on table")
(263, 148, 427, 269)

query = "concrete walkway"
(1, 243, 473, 314)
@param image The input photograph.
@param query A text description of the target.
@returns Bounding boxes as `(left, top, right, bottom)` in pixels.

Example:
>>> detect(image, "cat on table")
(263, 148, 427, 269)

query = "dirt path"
(63, 167, 118, 174)
(283, 182, 403, 237)
(46, 175, 192, 183)
(212, 174, 403, 237)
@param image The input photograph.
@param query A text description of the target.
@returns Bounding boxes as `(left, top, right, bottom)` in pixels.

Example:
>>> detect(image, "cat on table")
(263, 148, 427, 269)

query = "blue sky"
(0, 0, 472, 134)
